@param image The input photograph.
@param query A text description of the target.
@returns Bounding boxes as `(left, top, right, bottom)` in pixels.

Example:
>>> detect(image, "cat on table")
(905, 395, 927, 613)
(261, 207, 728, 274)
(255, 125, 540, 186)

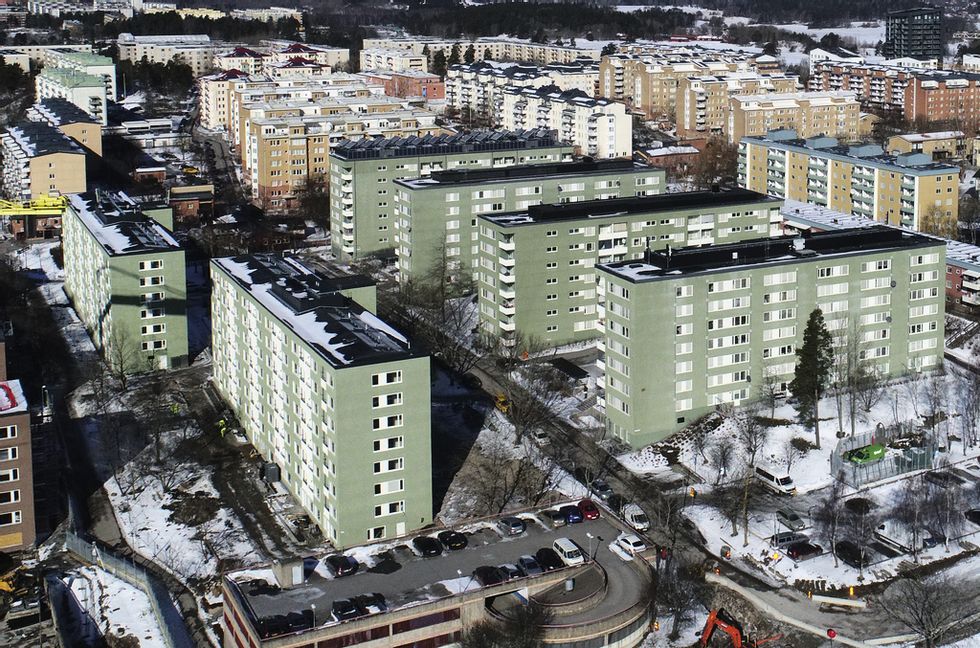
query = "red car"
(577, 498, 600, 520)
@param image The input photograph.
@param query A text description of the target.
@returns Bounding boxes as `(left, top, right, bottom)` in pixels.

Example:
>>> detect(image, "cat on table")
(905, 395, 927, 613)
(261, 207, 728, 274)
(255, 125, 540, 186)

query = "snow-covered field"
(64, 565, 166, 647)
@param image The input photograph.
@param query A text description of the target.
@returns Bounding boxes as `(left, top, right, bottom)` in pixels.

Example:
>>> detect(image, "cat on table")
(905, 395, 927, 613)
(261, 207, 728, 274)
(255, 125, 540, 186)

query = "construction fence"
(831, 423, 936, 489)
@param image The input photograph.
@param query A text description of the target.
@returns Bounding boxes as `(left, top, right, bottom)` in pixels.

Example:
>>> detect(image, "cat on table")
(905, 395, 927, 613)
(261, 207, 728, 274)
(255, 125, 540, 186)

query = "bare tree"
(854, 361, 886, 414)
(813, 476, 847, 567)
(957, 370, 980, 452)
(708, 437, 734, 486)
(461, 602, 554, 648)
(651, 562, 705, 641)
(759, 364, 782, 419)
(737, 466, 757, 548)
(469, 437, 537, 515)
(842, 498, 881, 580)
(499, 362, 571, 443)
(876, 575, 971, 648)
(734, 407, 769, 468)
(923, 370, 948, 448)
(924, 462, 965, 552)
(106, 327, 148, 388)
(781, 437, 805, 474)
(902, 369, 925, 421)
(893, 474, 927, 563)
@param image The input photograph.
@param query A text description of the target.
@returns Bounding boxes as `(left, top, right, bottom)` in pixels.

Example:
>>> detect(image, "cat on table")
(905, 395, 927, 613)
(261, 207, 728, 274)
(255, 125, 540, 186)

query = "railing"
(64, 531, 195, 648)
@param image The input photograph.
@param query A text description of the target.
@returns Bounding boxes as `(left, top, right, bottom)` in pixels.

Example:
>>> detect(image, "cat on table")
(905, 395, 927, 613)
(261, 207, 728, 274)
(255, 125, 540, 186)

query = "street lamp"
(311, 603, 316, 628)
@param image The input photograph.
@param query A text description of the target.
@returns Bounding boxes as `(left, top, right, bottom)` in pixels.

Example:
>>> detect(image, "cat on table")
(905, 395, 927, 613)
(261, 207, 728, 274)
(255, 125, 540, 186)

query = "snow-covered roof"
(894, 131, 966, 143)
(3, 120, 83, 157)
(211, 255, 418, 368)
(643, 145, 700, 156)
(68, 192, 181, 257)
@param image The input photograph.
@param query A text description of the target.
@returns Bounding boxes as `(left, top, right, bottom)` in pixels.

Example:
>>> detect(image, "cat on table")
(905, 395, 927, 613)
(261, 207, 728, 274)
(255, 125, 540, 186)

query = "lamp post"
(587, 532, 594, 560)
(311, 603, 316, 628)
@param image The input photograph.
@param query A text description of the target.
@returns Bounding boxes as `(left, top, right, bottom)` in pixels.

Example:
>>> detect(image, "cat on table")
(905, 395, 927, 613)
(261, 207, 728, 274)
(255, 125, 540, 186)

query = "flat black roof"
(330, 129, 566, 161)
(397, 158, 648, 188)
(481, 188, 779, 227)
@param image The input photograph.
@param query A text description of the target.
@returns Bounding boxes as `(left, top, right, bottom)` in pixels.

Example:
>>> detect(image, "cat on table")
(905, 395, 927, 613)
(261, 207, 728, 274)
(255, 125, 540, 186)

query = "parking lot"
(232, 506, 649, 629)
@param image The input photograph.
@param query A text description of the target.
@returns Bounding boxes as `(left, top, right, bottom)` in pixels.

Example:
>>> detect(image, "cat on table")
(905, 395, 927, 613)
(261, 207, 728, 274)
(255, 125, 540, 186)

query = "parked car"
(834, 541, 870, 569)
(354, 593, 387, 614)
(553, 538, 586, 566)
(517, 554, 543, 577)
(776, 508, 805, 531)
(497, 516, 527, 536)
(437, 530, 468, 551)
(615, 533, 647, 556)
(591, 479, 614, 501)
(535, 547, 564, 571)
(412, 536, 443, 557)
(498, 563, 522, 580)
(324, 554, 359, 577)
(622, 504, 650, 532)
(532, 428, 550, 445)
(578, 499, 600, 520)
(472, 566, 507, 587)
(559, 504, 583, 524)
(769, 532, 809, 548)
(541, 509, 567, 528)
(755, 467, 797, 495)
(846, 443, 886, 465)
(925, 471, 965, 489)
(331, 599, 365, 622)
(785, 542, 822, 561)
(965, 509, 980, 526)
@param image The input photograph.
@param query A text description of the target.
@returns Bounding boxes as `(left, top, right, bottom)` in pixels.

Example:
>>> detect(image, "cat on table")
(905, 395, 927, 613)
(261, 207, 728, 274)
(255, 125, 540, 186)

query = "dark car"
(965, 509, 980, 526)
(925, 471, 965, 489)
(785, 542, 822, 561)
(353, 593, 387, 614)
(535, 547, 564, 571)
(770, 532, 808, 547)
(331, 599, 365, 622)
(497, 516, 527, 536)
(541, 509, 567, 528)
(437, 530, 468, 551)
(412, 536, 443, 557)
(517, 554, 542, 576)
(834, 541, 870, 569)
(324, 554, 359, 578)
(559, 504, 583, 524)
(472, 566, 507, 587)
(590, 479, 614, 501)
(578, 499, 601, 521)
(498, 563, 522, 580)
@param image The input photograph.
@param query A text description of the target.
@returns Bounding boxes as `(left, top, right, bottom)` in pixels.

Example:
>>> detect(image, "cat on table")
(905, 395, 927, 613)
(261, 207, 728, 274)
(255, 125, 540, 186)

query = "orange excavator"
(698, 609, 783, 648)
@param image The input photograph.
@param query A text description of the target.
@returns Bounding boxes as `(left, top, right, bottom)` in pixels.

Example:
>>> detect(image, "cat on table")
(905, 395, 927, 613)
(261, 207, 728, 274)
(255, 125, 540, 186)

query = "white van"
(755, 467, 797, 495)
(622, 504, 650, 532)
(553, 538, 585, 566)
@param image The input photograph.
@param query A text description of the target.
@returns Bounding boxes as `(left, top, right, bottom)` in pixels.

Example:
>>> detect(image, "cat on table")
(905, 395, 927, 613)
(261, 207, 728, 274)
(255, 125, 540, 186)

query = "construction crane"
(699, 609, 783, 648)
(0, 195, 68, 239)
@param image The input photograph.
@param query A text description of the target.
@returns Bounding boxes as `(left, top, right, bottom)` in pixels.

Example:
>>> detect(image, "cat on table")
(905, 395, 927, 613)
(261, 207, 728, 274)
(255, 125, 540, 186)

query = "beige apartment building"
(359, 48, 428, 74)
(116, 33, 215, 76)
(361, 37, 600, 66)
(264, 42, 350, 70)
(886, 131, 971, 162)
(728, 91, 861, 143)
(214, 46, 267, 75)
(677, 72, 800, 138)
(1, 121, 87, 200)
(28, 97, 103, 156)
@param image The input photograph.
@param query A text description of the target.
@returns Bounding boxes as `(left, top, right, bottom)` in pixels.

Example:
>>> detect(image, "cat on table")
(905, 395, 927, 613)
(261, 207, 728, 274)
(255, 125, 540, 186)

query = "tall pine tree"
(790, 308, 833, 449)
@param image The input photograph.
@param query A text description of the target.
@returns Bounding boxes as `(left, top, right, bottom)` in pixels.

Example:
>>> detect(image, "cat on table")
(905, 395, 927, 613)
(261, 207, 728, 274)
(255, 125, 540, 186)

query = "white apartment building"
(359, 48, 428, 74)
(116, 33, 215, 76)
(35, 67, 108, 125)
(362, 36, 600, 65)
(43, 49, 117, 99)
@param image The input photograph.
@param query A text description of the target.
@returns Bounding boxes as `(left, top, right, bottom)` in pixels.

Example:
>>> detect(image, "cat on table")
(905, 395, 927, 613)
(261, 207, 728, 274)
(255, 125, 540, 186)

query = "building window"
(373, 436, 404, 452)
(0, 469, 19, 483)
(368, 526, 386, 540)
(0, 490, 19, 505)
(373, 458, 404, 474)
(372, 414, 403, 430)
(0, 426, 16, 440)
(0, 511, 21, 527)
(0, 448, 17, 462)
(372, 371, 403, 386)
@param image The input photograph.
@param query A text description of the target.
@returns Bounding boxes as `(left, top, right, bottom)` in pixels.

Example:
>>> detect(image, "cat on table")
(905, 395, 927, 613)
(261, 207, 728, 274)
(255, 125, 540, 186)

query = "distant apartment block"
(727, 91, 861, 143)
(116, 33, 215, 76)
(264, 42, 349, 70)
(210, 254, 432, 547)
(62, 192, 188, 371)
(396, 159, 665, 284)
(43, 48, 117, 99)
(0, 379, 34, 552)
(476, 189, 782, 347)
(214, 46, 267, 75)
(0, 44, 92, 72)
(357, 71, 445, 100)
(808, 46, 865, 65)
(887, 131, 970, 162)
(27, 97, 103, 156)
(500, 86, 631, 158)
(328, 129, 574, 260)
(35, 67, 107, 125)
(599, 227, 945, 447)
(362, 36, 600, 66)
(676, 72, 800, 139)
(1, 121, 86, 200)
(884, 6, 942, 59)
(739, 129, 959, 230)
(359, 48, 428, 74)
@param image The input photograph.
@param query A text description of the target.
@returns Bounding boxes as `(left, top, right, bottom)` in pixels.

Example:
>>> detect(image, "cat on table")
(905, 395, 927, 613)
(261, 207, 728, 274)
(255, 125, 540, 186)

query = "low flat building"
(1, 121, 86, 200)
(210, 254, 432, 546)
(27, 97, 103, 156)
(728, 91, 861, 143)
(599, 226, 945, 447)
(808, 46, 864, 65)
(362, 36, 600, 66)
(0, 44, 92, 73)
(62, 192, 188, 371)
(35, 67, 107, 125)
(476, 189, 782, 347)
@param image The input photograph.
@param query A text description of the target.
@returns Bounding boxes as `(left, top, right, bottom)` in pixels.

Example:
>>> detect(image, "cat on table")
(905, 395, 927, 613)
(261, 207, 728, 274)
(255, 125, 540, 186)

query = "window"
(372, 415, 403, 430)
(675, 285, 693, 298)
(373, 458, 404, 474)
(372, 393, 403, 408)
(0, 448, 17, 462)
(0, 511, 20, 527)
(372, 371, 403, 386)
(140, 340, 167, 351)
(0, 469, 18, 483)
(373, 436, 404, 452)
(138, 276, 164, 287)
(374, 479, 405, 495)
(368, 526, 386, 540)
(138, 260, 163, 271)
(374, 501, 405, 517)
(0, 426, 16, 440)
(0, 490, 19, 505)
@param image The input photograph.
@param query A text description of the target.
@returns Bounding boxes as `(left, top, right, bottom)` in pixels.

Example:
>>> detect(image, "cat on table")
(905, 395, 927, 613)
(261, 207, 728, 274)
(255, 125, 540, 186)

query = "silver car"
(777, 508, 805, 531)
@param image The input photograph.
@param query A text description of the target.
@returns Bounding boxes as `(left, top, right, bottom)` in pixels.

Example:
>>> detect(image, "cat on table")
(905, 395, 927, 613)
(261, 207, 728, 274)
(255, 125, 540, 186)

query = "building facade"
(886, 131, 969, 161)
(43, 49, 117, 99)
(727, 91, 861, 143)
(359, 48, 428, 74)
(0, 379, 34, 553)
(739, 129, 959, 230)
(361, 37, 600, 66)
(27, 97, 103, 156)
(884, 6, 943, 59)
(357, 71, 445, 100)
(328, 129, 574, 260)
(62, 192, 188, 371)
(476, 189, 783, 347)
(1, 121, 86, 200)
(599, 227, 945, 447)
(676, 72, 800, 139)
(35, 67, 108, 125)
(116, 33, 215, 76)
(210, 254, 432, 547)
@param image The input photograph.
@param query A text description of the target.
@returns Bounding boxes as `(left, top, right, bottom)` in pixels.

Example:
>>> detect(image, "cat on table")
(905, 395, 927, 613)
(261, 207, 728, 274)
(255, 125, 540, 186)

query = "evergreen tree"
(600, 43, 617, 56)
(432, 50, 448, 78)
(448, 43, 462, 65)
(483, 47, 492, 61)
(464, 44, 475, 64)
(790, 308, 834, 449)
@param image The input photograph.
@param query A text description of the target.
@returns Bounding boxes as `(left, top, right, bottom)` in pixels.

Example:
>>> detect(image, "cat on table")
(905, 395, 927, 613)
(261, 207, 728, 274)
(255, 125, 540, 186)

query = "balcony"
(341, 171, 352, 181)
(498, 239, 515, 252)
(499, 272, 515, 285)
(962, 278, 980, 292)
(499, 320, 516, 332)
(499, 302, 516, 316)
(963, 292, 980, 305)
(499, 256, 515, 268)
(499, 286, 516, 299)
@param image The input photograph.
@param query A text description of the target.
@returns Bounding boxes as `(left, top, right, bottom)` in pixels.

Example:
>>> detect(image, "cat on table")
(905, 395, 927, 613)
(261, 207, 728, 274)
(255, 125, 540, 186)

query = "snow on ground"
(65, 565, 166, 647)
(946, 636, 980, 648)
(765, 22, 884, 46)
(637, 610, 709, 647)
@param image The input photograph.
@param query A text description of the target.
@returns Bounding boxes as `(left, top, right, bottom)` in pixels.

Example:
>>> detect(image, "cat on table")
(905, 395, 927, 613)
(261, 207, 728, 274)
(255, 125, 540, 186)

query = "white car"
(615, 533, 646, 556)
(622, 503, 650, 532)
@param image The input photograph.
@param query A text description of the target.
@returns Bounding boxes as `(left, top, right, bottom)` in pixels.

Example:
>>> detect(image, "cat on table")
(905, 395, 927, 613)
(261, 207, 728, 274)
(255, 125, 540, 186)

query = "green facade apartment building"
(328, 129, 574, 261)
(63, 192, 188, 371)
(210, 254, 432, 547)
(394, 159, 666, 284)
(598, 226, 945, 448)
(476, 188, 783, 347)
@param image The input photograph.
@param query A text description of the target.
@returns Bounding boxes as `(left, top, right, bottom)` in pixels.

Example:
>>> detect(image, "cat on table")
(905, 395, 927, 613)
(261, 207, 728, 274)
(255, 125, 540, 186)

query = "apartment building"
(887, 131, 969, 161)
(35, 67, 107, 125)
(395, 159, 665, 284)
(210, 254, 432, 547)
(963, 53, 980, 72)
(357, 71, 445, 100)
(246, 107, 444, 213)
(599, 48, 766, 118)
(676, 72, 800, 139)
(116, 33, 215, 76)
(264, 42, 349, 70)
(739, 129, 959, 230)
(27, 98, 102, 156)
(62, 192, 188, 371)
(884, 6, 943, 59)
(808, 62, 911, 114)
(500, 86, 631, 158)
(727, 91, 861, 143)
(598, 226, 945, 447)
(0, 378, 34, 553)
(214, 46, 267, 75)
(197, 69, 251, 131)
(476, 189, 782, 347)
(0, 44, 91, 72)
(1, 121, 86, 200)
(808, 46, 865, 65)
(329, 129, 573, 260)
(266, 58, 333, 79)
(359, 48, 428, 74)
(903, 71, 980, 123)
(43, 49, 116, 99)
(361, 36, 600, 66)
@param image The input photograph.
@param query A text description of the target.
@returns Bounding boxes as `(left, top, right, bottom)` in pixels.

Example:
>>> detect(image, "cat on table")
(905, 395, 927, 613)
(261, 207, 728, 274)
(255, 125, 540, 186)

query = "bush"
(790, 437, 815, 453)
